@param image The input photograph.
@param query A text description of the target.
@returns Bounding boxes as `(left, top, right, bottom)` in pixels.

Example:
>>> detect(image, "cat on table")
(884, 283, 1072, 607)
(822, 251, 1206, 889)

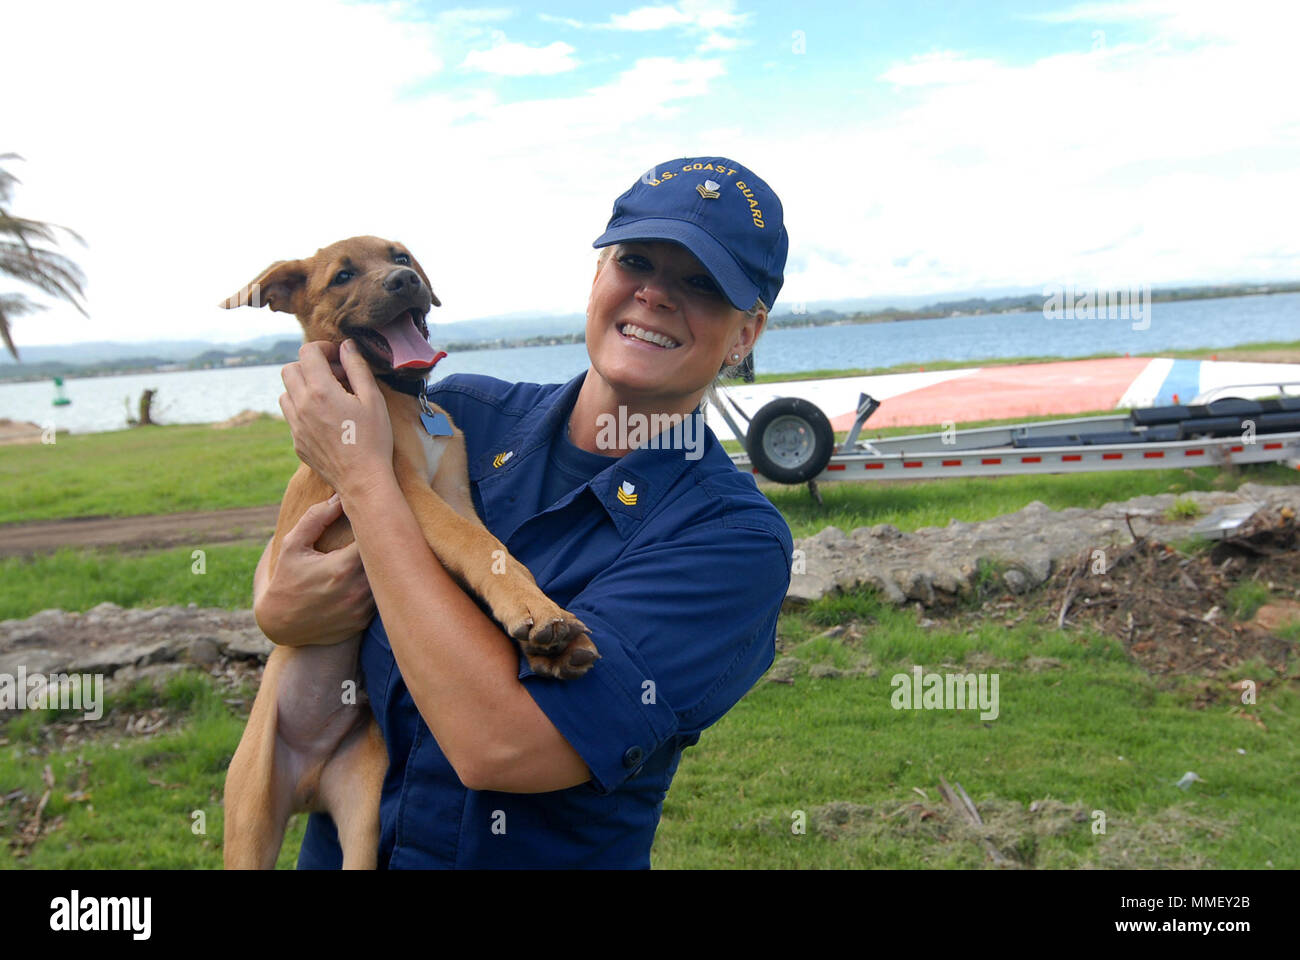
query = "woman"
(254, 156, 793, 868)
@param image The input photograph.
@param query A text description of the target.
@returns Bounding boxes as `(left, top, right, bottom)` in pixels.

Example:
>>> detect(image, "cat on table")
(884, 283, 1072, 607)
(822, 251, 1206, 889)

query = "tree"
(0, 153, 88, 361)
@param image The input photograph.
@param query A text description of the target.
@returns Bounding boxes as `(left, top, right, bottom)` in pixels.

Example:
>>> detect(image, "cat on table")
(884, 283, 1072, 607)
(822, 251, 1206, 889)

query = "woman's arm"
(340, 471, 591, 794)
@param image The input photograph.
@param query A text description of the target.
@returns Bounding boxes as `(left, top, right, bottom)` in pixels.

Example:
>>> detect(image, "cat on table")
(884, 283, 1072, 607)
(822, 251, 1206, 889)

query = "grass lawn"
(2, 389, 1298, 869)
(2, 586, 1294, 869)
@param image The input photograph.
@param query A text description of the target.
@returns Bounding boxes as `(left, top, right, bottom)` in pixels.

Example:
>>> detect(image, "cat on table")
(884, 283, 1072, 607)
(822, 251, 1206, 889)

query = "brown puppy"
(220, 235, 597, 869)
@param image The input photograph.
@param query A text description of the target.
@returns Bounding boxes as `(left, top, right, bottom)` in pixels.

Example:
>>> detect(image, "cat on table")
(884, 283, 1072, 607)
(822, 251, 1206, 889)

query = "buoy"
(52, 375, 71, 407)
(1173, 393, 1179, 404)
(919, 365, 925, 372)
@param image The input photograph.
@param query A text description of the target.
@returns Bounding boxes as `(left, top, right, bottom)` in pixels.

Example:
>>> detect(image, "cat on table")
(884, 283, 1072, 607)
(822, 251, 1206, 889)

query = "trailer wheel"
(746, 397, 835, 484)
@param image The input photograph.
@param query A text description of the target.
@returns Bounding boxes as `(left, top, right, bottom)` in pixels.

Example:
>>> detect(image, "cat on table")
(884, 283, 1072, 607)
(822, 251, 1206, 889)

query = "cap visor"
(593, 219, 760, 311)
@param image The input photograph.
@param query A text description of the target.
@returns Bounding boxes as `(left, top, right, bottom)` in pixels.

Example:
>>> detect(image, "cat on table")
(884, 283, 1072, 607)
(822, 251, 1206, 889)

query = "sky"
(3, 0, 1298, 347)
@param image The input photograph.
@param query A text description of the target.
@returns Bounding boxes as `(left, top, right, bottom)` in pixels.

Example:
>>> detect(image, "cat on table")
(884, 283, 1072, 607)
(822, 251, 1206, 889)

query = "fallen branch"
(938, 775, 1009, 866)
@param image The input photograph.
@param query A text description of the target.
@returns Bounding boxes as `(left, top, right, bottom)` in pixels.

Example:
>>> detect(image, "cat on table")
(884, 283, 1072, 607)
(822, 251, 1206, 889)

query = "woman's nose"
(636, 276, 676, 310)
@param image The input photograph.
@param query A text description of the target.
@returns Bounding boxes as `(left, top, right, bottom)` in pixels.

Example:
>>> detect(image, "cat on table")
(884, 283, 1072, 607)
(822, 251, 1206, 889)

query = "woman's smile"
(616, 322, 682, 350)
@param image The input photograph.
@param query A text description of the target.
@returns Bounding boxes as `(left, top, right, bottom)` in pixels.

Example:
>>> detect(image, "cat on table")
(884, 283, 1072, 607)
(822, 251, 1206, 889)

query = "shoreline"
(3, 287, 1300, 384)
(4, 346, 1299, 442)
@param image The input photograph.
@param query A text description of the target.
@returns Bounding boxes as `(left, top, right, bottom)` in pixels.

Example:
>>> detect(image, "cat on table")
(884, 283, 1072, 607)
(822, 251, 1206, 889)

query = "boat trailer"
(714, 384, 1300, 501)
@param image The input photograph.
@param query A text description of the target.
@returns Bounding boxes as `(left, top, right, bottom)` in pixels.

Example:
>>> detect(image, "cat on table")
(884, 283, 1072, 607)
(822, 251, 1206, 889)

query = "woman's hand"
(279, 339, 394, 500)
(253, 495, 377, 646)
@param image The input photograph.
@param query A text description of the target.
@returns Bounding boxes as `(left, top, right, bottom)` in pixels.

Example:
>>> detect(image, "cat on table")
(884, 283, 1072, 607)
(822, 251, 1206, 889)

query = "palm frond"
(0, 152, 89, 334)
(0, 213, 85, 248)
(0, 244, 88, 283)
(0, 152, 22, 209)
(0, 293, 40, 360)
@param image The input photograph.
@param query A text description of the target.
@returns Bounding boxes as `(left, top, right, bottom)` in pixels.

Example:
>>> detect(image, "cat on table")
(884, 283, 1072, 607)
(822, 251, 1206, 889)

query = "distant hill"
(2, 281, 1295, 382)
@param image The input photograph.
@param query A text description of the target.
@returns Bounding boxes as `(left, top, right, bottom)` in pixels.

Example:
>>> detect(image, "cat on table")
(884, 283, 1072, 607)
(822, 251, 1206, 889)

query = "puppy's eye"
(393, 253, 411, 266)
(332, 270, 354, 286)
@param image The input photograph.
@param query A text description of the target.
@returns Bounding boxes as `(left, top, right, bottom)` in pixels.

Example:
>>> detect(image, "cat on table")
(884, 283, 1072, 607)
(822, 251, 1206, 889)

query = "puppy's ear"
(407, 254, 441, 308)
(220, 259, 308, 314)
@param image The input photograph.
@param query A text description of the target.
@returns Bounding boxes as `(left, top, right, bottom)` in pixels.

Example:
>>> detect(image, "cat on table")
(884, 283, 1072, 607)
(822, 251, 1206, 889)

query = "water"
(3, 292, 1296, 435)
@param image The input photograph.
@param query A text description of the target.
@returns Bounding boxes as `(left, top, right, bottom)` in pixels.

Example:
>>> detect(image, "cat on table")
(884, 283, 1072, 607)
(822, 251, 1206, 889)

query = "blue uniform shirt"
(296, 369, 793, 869)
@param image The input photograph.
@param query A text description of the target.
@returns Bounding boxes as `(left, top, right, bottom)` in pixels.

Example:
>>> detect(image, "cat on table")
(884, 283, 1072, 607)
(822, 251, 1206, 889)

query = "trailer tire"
(746, 397, 835, 484)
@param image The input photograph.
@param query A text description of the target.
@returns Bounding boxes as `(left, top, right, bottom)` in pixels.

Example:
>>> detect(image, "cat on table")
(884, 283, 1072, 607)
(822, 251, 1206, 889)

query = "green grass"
(0, 416, 295, 524)
(647, 589, 1299, 869)
(0, 542, 266, 620)
(5, 585, 1294, 868)
(2, 463, 1296, 620)
(0, 672, 304, 869)
(3, 377, 1299, 868)
(1164, 497, 1204, 521)
(1226, 581, 1273, 621)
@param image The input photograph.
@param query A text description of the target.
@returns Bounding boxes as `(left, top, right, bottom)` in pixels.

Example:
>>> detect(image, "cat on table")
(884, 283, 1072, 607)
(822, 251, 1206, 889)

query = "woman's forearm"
(339, 473, 588, 792)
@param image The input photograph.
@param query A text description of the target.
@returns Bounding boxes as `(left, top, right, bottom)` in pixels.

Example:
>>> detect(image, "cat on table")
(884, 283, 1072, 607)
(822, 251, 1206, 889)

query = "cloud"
(878, 51, 999, 87)
(4, 0, 1297, 349)
(545, 1, 749, 53)
(760, 1, 1300, 305)
(0, 0, 733, 346)
(462, 37, 578, 75)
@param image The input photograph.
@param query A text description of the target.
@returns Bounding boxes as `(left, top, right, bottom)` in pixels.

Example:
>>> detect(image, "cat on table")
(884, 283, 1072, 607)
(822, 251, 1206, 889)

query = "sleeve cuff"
(518, 608, 679, 795)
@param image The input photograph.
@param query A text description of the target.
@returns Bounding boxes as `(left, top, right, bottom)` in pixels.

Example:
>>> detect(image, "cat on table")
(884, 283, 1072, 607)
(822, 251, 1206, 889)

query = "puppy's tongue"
(377, 311, 437, 369)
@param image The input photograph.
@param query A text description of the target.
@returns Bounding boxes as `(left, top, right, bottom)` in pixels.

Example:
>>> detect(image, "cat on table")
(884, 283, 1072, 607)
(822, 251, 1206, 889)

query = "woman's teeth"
(619, 323, 680, 349)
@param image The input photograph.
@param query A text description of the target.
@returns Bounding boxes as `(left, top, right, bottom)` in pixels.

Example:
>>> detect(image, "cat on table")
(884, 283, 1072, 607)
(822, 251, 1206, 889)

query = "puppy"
(220, 235, 597, 869)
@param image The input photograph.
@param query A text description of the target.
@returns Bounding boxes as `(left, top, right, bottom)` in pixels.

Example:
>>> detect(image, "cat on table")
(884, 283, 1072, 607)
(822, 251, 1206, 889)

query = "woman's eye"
(689, 276, 721, 295)
(618, 254, 651, 270)
(332, 270, 354, 286)
(393, 254, 410, 265)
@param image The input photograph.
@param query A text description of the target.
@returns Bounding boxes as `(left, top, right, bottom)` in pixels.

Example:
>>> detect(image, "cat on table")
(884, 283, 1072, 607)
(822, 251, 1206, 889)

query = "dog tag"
(421, 411, 454, 437)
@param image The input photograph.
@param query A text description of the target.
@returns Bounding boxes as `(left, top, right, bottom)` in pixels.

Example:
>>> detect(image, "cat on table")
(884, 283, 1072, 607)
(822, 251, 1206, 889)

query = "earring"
(731, 353, 740, 362)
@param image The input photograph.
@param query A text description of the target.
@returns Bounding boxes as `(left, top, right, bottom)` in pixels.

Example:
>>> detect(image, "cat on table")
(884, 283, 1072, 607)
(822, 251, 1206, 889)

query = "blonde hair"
(595, 245, 769, 414)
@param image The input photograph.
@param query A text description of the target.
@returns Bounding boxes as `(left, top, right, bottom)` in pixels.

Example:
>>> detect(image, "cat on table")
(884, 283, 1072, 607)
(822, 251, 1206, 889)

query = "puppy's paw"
(502, 594, 585, 654)
(525, 631, 600, 680)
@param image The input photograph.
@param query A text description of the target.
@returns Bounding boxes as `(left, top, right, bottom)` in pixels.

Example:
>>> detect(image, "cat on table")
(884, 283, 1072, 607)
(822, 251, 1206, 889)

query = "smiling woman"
(259, 156, 795, 870)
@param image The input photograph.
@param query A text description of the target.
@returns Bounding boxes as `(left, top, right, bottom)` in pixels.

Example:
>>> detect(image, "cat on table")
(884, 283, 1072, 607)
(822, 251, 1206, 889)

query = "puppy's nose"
(384, 268, 422, 294)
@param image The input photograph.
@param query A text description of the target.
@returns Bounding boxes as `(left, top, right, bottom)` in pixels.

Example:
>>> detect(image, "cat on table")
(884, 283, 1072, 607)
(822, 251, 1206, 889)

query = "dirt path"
(0, 506, 278, 557)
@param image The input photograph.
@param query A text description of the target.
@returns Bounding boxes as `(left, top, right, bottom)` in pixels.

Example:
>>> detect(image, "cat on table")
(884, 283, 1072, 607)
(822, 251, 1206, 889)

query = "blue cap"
(593, 157, 788, 312)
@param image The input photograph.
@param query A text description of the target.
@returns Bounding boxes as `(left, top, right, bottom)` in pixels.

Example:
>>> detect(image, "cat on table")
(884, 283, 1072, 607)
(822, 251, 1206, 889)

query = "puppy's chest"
(414, 424, 450, 481)
(385, 391, 452, 484)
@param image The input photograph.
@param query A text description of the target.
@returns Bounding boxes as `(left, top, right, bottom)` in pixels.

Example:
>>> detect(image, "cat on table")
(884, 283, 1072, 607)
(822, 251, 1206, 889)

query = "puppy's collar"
(376, 350, 448, 397)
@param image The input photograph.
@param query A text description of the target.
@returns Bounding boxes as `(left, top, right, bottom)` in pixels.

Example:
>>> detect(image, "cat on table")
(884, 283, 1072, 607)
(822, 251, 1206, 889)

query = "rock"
(77, 638, 178, 673)
(808, 663, 842, 679)
(219, 629, 274, 661)
(0, 649, 72, 676)
(785, 485, 1300, 607)
(1003, 570, 1028, 593)
(107, 662, 194, 696)
(186, 637, 222, 665)
(766, 657, 801, 683)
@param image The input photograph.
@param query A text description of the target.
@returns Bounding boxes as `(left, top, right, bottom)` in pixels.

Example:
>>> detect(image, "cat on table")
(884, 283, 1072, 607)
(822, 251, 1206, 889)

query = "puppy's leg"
(225, 464, 374, 868)
(224, 650, 298, 869)
(317, 715, 386, 869)
(393, 449, 599, 678)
